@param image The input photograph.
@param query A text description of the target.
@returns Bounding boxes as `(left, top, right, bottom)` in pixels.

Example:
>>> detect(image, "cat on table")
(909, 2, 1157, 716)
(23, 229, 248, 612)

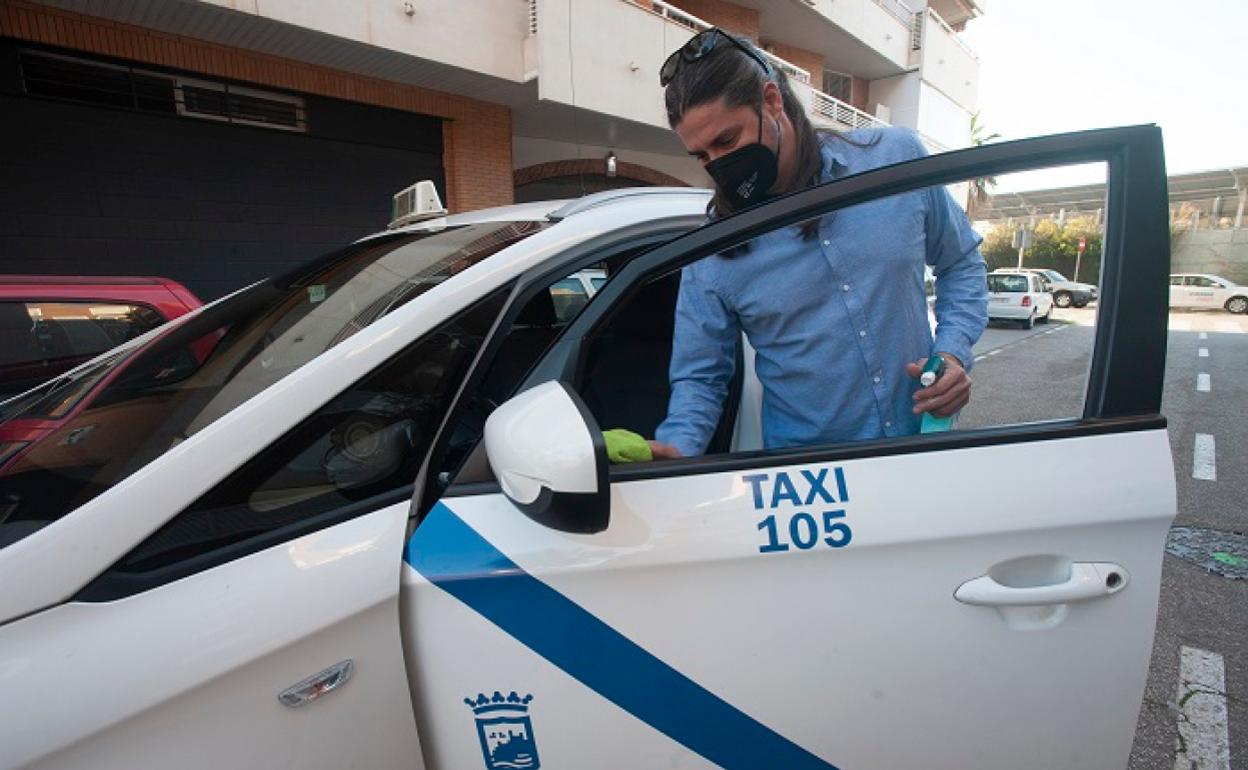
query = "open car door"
(400, 126, 1173, 769)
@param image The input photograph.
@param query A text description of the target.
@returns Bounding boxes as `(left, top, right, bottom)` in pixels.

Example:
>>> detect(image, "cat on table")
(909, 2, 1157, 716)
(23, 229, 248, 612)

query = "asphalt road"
(957, 305, 1248, 769)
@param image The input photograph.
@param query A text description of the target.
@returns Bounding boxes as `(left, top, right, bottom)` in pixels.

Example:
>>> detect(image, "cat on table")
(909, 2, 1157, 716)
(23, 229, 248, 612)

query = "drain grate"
(1166, 526, 1248, 580)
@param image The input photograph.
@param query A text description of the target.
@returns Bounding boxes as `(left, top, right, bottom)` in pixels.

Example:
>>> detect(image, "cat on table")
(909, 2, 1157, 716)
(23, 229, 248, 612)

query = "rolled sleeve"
(925, 184, 988, 370)
(655, 267, 739, 457)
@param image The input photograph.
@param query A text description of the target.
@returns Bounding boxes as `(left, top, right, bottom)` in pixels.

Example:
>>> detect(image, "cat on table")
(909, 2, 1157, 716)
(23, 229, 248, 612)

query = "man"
(649, 28, 987, 459)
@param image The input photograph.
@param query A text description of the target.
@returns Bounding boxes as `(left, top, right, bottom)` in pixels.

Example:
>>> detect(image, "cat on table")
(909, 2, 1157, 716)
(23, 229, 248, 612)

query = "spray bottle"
(919, 355, 955, 433)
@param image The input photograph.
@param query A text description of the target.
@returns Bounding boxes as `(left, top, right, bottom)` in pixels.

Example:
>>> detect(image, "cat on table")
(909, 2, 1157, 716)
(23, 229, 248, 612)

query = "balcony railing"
(634, 0, 812, 85)
(810, 89, 890, 131)
(927, 7, 979, 61)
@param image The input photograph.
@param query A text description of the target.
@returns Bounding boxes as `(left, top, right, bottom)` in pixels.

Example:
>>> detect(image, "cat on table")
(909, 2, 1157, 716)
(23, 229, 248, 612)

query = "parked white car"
(987, 270, 1054, 328)
(0, 127, 1176, 770)
(996, 267, 1098, 308)
(1169, 273, 1248, 313)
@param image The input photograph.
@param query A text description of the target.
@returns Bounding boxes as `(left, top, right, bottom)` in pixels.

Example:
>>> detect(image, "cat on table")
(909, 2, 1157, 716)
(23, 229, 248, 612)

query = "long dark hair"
(663, 33, 871, 239)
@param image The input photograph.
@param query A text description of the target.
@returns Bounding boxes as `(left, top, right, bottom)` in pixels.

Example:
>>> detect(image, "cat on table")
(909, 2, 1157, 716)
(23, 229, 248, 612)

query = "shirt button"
(822, 240, 831, 246)
(873, 376, 881, 384)
(858, 330, 867, 338)
(841, 284, 851, 292)
(885, 421, 893, 428)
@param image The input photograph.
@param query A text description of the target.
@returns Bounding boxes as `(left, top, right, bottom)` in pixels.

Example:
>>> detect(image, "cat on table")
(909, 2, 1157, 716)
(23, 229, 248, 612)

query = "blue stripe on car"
(405, 501, 839, 770)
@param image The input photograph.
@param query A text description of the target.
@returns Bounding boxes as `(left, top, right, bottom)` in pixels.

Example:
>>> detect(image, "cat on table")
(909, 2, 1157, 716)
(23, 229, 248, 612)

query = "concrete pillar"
(1235, 190, 1245, 229)
(1211, 196, 1223, 228)
(1095, 207, 1103, 229)
(1057, 207, 1066, 227)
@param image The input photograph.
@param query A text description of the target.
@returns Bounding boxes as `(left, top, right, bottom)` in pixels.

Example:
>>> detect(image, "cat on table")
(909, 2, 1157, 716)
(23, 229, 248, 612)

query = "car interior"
(447, 266, 748, 486)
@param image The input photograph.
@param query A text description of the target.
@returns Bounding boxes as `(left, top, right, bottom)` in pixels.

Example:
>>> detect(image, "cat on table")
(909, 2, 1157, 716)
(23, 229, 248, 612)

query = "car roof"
(369, 187, 713, 241)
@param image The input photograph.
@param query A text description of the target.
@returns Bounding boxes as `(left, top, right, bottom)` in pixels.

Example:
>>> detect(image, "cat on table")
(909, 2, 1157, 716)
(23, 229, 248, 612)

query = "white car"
(997, 267, 1098, 308)
(987, 270, 1054, 328)
(1169, 272, 1248, 313)
(0, 127, 1176, 770)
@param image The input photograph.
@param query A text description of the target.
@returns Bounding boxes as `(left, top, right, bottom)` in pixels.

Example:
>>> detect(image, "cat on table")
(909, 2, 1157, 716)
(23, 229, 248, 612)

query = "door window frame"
(445, 126, 1170, 492)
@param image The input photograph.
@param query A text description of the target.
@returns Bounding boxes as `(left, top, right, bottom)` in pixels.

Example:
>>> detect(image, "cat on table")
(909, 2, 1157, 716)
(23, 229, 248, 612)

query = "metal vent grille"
(19, 49, 305, 132)
(177, 80, 306, 132)
(20, 51, 176, 114)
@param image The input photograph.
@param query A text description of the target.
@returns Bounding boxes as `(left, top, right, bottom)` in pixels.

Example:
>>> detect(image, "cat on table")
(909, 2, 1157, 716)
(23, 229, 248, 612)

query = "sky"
(957, 0, 1247, 192)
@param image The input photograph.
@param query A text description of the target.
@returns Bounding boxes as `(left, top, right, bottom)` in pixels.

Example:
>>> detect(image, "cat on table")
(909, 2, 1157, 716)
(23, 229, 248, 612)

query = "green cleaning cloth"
(602, 428, 653, 464)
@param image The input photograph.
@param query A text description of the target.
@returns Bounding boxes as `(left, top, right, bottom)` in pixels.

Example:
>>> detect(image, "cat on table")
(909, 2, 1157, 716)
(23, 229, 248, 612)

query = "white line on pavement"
(1199, 348, 1209, 357)
(1197, 373, 1211, 392)
(1199, 332, 1208, 340)
(1193, 434, 1217, 481)
(1172, 645, 1231, 770)
(1170, 318, 1192, 331)
(987, 349, 1000, 356)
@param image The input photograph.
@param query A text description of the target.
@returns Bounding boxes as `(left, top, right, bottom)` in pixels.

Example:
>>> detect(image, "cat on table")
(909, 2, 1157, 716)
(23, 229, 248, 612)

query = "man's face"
(675, 97, 769, 166)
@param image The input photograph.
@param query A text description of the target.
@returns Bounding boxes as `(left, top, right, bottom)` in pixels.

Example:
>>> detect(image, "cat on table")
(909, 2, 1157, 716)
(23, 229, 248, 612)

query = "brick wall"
(665, 0, 760, 40)
(763, 41, 824, 91)
(0, 0, 513, 213)
(852, 76, 870, 113)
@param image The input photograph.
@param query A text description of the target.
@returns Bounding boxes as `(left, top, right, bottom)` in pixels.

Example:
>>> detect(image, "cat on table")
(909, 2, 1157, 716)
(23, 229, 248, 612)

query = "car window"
(442, 242, 672, 488)
(1170, 275, 1185, 286)
(0, 221, 547, 550)
(549, 277, 590, 323)
(0, 300, 164, 399)
(590, 276, 608, 291)
(90, 289, 508, 582)
(552, 161, 1109, 461)
(988, 275, 1028, 292)
(1044, 270, 1068, 282)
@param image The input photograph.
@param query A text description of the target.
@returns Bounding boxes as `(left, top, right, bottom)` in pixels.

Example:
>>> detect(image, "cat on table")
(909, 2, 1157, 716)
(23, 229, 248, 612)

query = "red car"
(0, 276, 201, 471)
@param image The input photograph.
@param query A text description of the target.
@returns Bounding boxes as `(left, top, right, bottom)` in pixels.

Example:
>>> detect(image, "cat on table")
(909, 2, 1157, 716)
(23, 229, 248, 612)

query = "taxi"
(0, 126, 1174, 770)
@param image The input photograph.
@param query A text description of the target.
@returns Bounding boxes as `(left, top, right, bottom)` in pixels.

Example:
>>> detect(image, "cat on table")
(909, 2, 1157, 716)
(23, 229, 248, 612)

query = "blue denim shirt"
(655, 126, 987, 457)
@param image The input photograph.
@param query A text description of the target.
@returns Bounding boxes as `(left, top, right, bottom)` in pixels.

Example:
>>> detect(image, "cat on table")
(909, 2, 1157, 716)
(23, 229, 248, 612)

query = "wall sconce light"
(605, 152, 617, 178)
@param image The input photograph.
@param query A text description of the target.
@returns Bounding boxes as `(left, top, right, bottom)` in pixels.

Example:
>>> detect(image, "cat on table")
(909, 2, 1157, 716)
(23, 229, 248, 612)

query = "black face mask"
(704, 107, 782, 210)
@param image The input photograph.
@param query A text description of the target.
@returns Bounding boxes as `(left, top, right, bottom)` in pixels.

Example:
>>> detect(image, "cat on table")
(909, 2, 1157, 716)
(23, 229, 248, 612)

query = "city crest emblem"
(464, 691, 541, 770)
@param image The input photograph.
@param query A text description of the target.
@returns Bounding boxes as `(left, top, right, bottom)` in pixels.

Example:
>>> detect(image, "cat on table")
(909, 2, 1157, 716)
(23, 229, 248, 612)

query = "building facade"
(0, 0, 983, 298)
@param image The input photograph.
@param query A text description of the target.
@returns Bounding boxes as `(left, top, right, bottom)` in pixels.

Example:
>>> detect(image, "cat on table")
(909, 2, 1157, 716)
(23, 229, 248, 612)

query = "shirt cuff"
(933, 332, 975, 374)
(654, 425, 706, 459)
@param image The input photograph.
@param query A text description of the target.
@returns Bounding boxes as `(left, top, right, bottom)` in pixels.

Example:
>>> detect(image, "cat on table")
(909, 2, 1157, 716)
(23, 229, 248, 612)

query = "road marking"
(1197, 373, 1211, 392)
(1199, 332, 1208, 340)
(974, 356, 985, 362)
(1198, 348, 1209, 357)
(1170, 318, 1192, 331)
(1193, 434, 1216, 480)
(1172, 646, 1231, 770)
(987, 349, 1000, 356)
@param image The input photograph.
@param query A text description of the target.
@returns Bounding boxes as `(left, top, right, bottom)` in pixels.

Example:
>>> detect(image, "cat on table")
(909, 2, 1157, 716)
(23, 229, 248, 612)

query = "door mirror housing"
(483, 380, 609, 533)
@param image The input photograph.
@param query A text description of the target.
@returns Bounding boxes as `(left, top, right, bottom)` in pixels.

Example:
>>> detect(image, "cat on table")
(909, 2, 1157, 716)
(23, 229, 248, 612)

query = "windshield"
(0, 221, 545, 542)
(1043, 270, 1068, 282)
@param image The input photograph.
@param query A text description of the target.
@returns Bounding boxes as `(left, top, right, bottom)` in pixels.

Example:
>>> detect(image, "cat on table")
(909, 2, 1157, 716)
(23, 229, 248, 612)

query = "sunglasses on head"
(659, 27, 774, 87)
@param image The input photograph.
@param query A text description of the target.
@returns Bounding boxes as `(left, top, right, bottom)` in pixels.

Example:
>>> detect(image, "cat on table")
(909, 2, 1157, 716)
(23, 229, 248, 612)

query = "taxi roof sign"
(388, 180, 448, 229)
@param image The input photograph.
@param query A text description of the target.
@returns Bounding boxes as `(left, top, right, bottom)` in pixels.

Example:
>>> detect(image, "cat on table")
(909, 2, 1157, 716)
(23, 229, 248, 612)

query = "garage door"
(0, 43, 445, 301)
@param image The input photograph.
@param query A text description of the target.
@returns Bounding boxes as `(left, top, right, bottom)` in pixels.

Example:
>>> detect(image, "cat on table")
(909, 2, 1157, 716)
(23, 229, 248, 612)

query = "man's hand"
(647, 440, 683, 460)
(906, 353, 971, 417)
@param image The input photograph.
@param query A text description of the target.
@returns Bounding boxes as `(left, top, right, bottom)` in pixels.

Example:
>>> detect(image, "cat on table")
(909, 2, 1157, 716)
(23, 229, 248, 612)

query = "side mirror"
(484, 381, 609, 533)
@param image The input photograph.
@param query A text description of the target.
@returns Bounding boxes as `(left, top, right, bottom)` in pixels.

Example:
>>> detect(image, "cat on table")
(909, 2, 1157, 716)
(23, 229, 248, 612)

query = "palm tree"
(966, 112, 1002, 219)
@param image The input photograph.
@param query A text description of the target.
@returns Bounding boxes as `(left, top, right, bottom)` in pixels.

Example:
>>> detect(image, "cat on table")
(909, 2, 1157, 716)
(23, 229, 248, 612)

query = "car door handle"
(954, 562, 1129, 607)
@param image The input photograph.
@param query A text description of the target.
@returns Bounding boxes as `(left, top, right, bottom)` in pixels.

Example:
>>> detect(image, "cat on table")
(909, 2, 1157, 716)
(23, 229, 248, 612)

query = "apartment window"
(822, 70, 853, 103)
